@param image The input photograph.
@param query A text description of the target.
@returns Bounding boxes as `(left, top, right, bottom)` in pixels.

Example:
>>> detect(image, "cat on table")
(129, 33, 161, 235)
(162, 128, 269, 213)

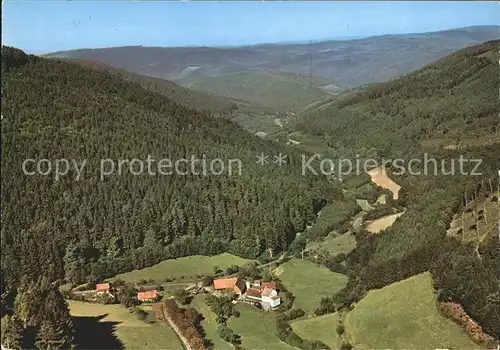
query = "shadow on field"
(72, 314, 124, 349)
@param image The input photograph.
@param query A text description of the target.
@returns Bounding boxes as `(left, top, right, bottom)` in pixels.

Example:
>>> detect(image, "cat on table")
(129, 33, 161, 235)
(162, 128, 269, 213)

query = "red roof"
(260, 281, 276, 291)
(214, 277, 238, 290)
(137, 290, 159, 301)
(246, 289, 262, 298)
(96, 283, 110, 292)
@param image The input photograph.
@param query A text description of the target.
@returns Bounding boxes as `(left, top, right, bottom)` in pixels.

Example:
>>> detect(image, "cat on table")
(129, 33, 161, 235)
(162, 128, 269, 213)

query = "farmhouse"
(243, 282, 281, 309)
(96, 283, 112, 295)
(261, 287, 281, 309)
(260, 281, 277, 291)
(246, 288, 263, 302)
(213, 277, 247, 295)
(137, 290, 159, 303)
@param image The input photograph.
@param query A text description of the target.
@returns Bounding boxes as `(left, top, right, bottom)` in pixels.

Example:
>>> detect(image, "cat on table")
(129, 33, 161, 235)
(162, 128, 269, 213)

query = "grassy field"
(291, 313, 342, 349)
(344, 272, 477, 349)
(228, 303, 295, 350)
(68, 300, 183, 349)
(306, 232, 357, 257)
(273, 258, 348, 314)
(111, 253, 253, 283)
(190, 295, 232, 350)
(189, 71, 329, 112)
(366, 211, 405, 234)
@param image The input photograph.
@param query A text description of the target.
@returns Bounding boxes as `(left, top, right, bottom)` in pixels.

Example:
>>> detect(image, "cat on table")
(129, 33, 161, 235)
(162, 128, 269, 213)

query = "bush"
(113, 278, 126, 287)
(135, 308, 148, 321)
(336, 324, 345, 335)
(202, 276, 214, 287)
(340, 342, 353, 350)
(277, 308, 305, 322)
(174, 289, 192, 305)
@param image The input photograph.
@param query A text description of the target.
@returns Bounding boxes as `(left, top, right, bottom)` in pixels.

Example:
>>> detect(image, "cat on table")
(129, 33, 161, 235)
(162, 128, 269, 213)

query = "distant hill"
(47, 26, 499, 89)
(297, 40, 500, 155)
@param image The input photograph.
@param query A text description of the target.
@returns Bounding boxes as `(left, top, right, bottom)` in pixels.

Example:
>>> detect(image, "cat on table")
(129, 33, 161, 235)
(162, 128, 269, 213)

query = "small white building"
(261, 288, 281, 308)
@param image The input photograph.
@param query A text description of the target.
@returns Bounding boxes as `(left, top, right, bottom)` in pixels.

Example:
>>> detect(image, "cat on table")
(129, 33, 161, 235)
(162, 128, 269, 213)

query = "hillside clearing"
(291, 313, 342, 349)
(344, 272, 477, 349)
(306, 232, 357, 257)
(356, 198, 375, 211)
(273, 258, 348, 313)
(366, 211, 405, 233)
(110, 253, 254, 283)
(367, 167, 402, 200)
(446, 193, 500, 244)
(69, 300, 183, 349)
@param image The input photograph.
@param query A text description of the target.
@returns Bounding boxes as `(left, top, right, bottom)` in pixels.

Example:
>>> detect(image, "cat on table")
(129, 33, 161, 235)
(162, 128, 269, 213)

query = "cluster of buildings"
(93, 276, 281, 310)
(213, 277, 281, 310)
(95, 282, 159, 303)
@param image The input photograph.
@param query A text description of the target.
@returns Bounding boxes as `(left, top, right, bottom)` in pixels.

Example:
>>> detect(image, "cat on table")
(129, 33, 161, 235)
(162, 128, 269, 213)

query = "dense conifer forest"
(298, 40, 500, 156)
(1, 47, 328, 289)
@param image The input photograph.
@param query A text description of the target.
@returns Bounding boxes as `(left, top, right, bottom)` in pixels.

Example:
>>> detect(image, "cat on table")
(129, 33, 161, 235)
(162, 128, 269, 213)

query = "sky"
(3, 1, 499, 54)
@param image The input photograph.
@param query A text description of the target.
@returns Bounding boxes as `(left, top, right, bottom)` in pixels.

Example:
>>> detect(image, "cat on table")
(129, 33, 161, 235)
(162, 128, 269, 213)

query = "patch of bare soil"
(367, 167, 402, 200)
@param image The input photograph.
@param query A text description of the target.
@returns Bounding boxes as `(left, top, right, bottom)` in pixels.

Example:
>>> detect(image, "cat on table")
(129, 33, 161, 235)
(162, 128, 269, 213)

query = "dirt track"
(156, 302, 193, 350)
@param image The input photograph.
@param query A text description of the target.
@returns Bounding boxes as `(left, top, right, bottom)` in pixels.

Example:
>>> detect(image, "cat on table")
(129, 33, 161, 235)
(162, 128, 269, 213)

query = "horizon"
(3, 1, 500, 54)
(43, 25, 499, 54)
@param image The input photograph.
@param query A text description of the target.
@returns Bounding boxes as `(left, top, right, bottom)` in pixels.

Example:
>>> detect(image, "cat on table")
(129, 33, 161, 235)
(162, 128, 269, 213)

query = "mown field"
(111, 253, 254, 283)
(189, 71, 330, 112)
(273, 258, 348, 314)
(344, 272, 477, 349)
(228, 303, 295, 350)
(190, 294, 232, 350)
(291, 313, 342, 349)
(68, 300, 183, 349)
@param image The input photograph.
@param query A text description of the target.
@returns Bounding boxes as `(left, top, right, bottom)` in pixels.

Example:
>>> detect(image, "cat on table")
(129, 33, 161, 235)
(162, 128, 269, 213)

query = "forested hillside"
(298, 40, 500, 156)
(57, 58, 239, 116)
(294, 41, 500, 339)
(1, 47, 329, 289)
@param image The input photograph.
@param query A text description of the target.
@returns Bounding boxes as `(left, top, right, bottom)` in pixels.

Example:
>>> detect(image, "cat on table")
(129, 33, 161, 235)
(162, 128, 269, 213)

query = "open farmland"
(291, 313, 342, 349)
(68, 301, 183, 349)
(344, 272, 477, 349)
(111, 253, 254, 283)
(273, 258, 348, 314)
(228, 303, 295, 350)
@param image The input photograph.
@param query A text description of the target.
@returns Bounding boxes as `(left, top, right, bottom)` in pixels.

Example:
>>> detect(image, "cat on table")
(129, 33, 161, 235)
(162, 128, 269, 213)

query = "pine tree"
(1, 315, 24, 349)
(35, 318, 70, 350)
